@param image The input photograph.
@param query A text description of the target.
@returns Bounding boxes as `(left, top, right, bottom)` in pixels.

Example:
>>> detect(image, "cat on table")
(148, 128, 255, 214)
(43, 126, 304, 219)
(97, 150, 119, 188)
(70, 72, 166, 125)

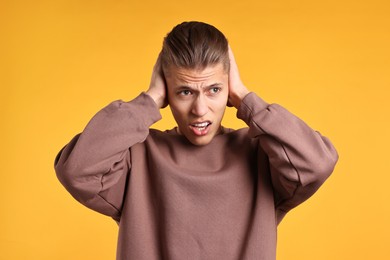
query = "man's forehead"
(164, 63, 227, 80)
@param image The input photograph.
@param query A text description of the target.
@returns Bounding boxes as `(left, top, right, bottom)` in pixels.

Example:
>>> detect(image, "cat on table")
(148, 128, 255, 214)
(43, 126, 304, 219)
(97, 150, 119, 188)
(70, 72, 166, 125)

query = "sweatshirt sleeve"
(237, 92, 339, 223)
(54, 93, 161, 221)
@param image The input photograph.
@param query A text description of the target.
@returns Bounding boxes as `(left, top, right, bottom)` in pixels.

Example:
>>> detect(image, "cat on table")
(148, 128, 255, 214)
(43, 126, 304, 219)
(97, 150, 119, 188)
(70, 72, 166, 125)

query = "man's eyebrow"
(206, 83, 223, 88)
(175, 83, 224, 90)
(175, 85, 197, 90)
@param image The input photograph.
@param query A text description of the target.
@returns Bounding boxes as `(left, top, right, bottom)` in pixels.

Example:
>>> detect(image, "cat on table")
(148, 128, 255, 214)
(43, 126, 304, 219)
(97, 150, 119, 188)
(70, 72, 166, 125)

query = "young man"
(55, 21, 338, 259)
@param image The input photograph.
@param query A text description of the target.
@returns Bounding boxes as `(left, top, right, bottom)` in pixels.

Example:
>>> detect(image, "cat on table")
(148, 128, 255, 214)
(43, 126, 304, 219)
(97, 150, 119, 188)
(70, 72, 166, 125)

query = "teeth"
(192, 122, 209, 127)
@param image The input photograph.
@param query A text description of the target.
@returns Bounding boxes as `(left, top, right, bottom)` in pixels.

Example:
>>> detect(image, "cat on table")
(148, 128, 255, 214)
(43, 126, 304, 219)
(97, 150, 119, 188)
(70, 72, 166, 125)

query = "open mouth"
(189, 121, 212, 136)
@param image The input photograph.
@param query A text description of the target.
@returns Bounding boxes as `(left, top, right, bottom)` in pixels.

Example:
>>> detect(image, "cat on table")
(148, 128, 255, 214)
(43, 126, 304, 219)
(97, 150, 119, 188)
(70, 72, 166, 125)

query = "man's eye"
(209, 87, 221, 94)
(179, 90, 192, 96)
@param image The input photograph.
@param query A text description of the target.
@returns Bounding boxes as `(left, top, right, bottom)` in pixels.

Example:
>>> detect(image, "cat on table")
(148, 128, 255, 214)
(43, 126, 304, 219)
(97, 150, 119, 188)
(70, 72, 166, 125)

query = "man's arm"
(146, 52, 168, 109)
(54, 54, 165, 221)
(228, 47, 339, 223)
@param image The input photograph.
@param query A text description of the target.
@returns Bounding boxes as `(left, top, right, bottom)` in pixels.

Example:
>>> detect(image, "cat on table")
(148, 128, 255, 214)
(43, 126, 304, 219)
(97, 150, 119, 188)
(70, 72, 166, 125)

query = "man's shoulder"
(221, 126, 248, 135)
(148, 128, 178, 138)
(146, 128, 182, 145)
(221, 127, 253, 145)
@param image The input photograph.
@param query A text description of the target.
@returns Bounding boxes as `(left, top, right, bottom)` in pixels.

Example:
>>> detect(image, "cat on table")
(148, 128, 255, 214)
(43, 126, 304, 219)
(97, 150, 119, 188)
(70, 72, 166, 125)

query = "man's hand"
(146, 53, 168, 108)
(228, 46, 250, 109)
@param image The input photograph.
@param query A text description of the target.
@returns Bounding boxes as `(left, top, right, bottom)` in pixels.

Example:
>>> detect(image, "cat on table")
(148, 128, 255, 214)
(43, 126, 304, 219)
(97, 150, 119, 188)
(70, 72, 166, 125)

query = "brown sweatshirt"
(54, 92, 338, 260)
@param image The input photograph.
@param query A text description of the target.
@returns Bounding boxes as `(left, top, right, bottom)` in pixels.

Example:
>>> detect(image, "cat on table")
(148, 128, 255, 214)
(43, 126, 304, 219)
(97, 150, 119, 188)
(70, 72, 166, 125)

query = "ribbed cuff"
(119, 92, 162, 127)
(237, 92, 269, 126)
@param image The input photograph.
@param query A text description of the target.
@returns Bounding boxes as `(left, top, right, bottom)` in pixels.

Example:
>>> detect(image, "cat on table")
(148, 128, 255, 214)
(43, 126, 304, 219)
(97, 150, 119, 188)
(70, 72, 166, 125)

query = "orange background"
(1, 0, 389, 259)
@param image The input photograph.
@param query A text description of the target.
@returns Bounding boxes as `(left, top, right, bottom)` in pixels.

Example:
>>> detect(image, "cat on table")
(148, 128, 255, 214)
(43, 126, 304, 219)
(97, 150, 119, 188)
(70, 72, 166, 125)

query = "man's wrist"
(145, 89, 164, 108)
(232, 88, 250, 109)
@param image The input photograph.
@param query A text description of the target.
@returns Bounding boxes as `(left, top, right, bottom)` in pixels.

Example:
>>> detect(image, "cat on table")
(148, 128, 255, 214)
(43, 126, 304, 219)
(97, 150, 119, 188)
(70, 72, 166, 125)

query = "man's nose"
(191, 94, 209, 117)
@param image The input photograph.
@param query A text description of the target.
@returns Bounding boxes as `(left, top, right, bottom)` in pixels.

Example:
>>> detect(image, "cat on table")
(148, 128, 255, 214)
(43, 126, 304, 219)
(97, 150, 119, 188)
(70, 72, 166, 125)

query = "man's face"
(165, 63, 229, 146)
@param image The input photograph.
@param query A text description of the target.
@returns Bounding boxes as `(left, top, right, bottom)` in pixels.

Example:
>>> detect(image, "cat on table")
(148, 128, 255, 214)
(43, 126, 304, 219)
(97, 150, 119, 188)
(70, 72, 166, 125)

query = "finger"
(226, 98, 233, 107)
(228, 45, 237, 67)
